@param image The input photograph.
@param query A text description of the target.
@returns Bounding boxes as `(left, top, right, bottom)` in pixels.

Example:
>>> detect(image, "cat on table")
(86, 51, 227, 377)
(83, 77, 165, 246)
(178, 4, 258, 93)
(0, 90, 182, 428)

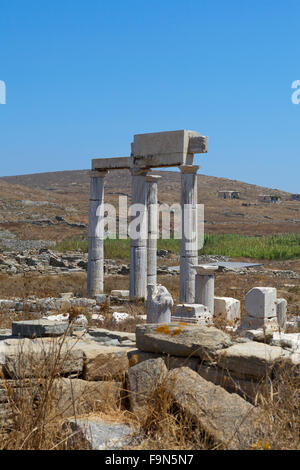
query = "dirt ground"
(0, 257, 299, 320)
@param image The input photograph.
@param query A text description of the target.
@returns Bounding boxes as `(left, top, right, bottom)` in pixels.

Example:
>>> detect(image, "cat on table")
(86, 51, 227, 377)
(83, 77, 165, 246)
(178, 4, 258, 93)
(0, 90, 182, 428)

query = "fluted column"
(87, 170, 108, 296)
(179, 165, 199, 303)
(129, 168, 149, 299)
(146, 175, 161, 288)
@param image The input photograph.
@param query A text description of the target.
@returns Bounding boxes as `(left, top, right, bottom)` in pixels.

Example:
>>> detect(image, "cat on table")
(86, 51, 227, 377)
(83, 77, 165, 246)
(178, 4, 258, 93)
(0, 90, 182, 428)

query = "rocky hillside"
(0, 169, 299, 247)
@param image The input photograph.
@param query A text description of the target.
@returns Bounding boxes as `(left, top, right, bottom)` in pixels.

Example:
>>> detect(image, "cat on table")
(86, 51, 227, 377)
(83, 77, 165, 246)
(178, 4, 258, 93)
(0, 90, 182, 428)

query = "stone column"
(87, 170, 108, 297)
(179, 165, 199, 303)
(146, 175, 161, 288)
(195, 265, 218, 316)
(129, 168, 149, 299)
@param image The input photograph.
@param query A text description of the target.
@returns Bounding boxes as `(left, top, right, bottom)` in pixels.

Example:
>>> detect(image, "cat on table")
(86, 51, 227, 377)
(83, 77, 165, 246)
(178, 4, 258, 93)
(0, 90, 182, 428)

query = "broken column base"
(172, 304, 213, 325)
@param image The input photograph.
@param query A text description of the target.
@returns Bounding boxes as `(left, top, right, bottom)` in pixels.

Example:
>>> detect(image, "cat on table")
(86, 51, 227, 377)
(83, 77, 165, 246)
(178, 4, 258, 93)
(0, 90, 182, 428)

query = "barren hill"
(0, 169, 299, 243)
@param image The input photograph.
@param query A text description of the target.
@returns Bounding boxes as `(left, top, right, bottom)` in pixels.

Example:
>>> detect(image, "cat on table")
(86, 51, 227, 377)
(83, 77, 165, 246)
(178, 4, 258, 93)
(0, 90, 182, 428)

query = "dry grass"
(0, 324, 125, 450)
(252, 362, 300, 450)
(0, 326, 80, 449)
(0, 325, 299, 449)
(127, 376, 214, 450)
(0, 273, 87, 299)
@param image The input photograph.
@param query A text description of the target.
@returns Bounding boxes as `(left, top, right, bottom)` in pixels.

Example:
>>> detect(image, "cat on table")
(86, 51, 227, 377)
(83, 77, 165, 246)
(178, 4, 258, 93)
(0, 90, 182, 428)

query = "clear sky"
(0, 0, 299, 192)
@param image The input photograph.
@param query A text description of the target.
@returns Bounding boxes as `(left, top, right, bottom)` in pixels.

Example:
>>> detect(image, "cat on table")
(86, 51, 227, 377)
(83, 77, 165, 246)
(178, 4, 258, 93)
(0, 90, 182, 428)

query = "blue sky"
(0, 0, 299, 192)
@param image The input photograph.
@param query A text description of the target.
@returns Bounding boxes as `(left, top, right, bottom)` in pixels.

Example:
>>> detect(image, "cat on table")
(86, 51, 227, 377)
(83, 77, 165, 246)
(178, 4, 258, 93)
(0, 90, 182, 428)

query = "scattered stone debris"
(0, 249, 131, 276)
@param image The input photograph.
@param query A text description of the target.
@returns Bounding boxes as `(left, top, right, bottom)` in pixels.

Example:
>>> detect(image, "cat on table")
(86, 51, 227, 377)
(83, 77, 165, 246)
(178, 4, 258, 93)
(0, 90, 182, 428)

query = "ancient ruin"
(86, 130, 290, 333)
(87, 130, 208, 305)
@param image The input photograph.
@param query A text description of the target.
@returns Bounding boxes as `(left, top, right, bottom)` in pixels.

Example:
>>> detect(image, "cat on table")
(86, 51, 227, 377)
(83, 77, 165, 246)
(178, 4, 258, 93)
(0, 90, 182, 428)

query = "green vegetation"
(201, 233, 300, 260)
(54, 233, 300, 261)
(54, 236, 181, 259)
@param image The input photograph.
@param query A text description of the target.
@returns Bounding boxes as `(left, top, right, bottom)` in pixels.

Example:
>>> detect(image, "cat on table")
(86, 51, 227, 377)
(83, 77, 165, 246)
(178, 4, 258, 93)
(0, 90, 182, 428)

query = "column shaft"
(195, 274, 215, 315)
(87, 170, 108, 296)
(129, 169, 149, 299)
(146, 175, 161, 288)
(179, 164, 199, 303)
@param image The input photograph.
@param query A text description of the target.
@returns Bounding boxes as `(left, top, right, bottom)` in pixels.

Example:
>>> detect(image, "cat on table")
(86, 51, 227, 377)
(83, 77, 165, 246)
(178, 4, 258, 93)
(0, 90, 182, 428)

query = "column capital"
(194, 264, 218, 275)
(130, 168, 150, 177)
(90, 170, 109, 178)
(146, 174, 162, 183)
(179, 165, 200, 174)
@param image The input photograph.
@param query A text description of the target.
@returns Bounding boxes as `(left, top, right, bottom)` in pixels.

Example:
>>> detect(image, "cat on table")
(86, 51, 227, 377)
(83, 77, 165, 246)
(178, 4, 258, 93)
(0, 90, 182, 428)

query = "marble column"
(87, 170, 108, 297)
(146, 175, 161, 288)
(129, 168, 149, 299)
(179, 165, 200, 303)
(195, 265, 218, 316)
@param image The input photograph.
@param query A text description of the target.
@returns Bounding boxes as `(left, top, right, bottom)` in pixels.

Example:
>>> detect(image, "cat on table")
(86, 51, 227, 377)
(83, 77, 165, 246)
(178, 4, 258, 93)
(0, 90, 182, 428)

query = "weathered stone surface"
(54, 378, 122, 418)
(239, 314, 279, 332)
(87, 328, 136, 345)
(271, 332, 300, 352)
(164, 367, 260, 449)
(217, 341, 289, 380)
(276, 298, 287, 330)
(127, 349, 201, 372)
(94, 294, 108, 305)
(127, 349, 161, 367)
(0, 335, 135, 380)
(112, 312, 134, 324)
(111, 290, 129, 298)
(136, 323, 232, 360)
(78, 341, 135, 381)
(127, 349, 261, 402)
(241, 328, 273, 343)
(197, 364, 262, 402)
(245, 287, 277, 318)
(12, 319, 69, 338)
(214, 297, 241, 324)
(127, 358, 168, 411)
(146, 284, 173, 324)
(173, 303, 212, 325)
(0, 337, 84, 378)
(133, 130, 207, 165)
(67, 418, 137, 450)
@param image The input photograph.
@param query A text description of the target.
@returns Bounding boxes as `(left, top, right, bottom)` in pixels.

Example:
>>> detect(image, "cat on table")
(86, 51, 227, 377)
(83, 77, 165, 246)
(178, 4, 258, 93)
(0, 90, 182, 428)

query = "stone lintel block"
(92, 157, 131, 171)
(245, 287, 277, 318)
(133, 130, 201, 156)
